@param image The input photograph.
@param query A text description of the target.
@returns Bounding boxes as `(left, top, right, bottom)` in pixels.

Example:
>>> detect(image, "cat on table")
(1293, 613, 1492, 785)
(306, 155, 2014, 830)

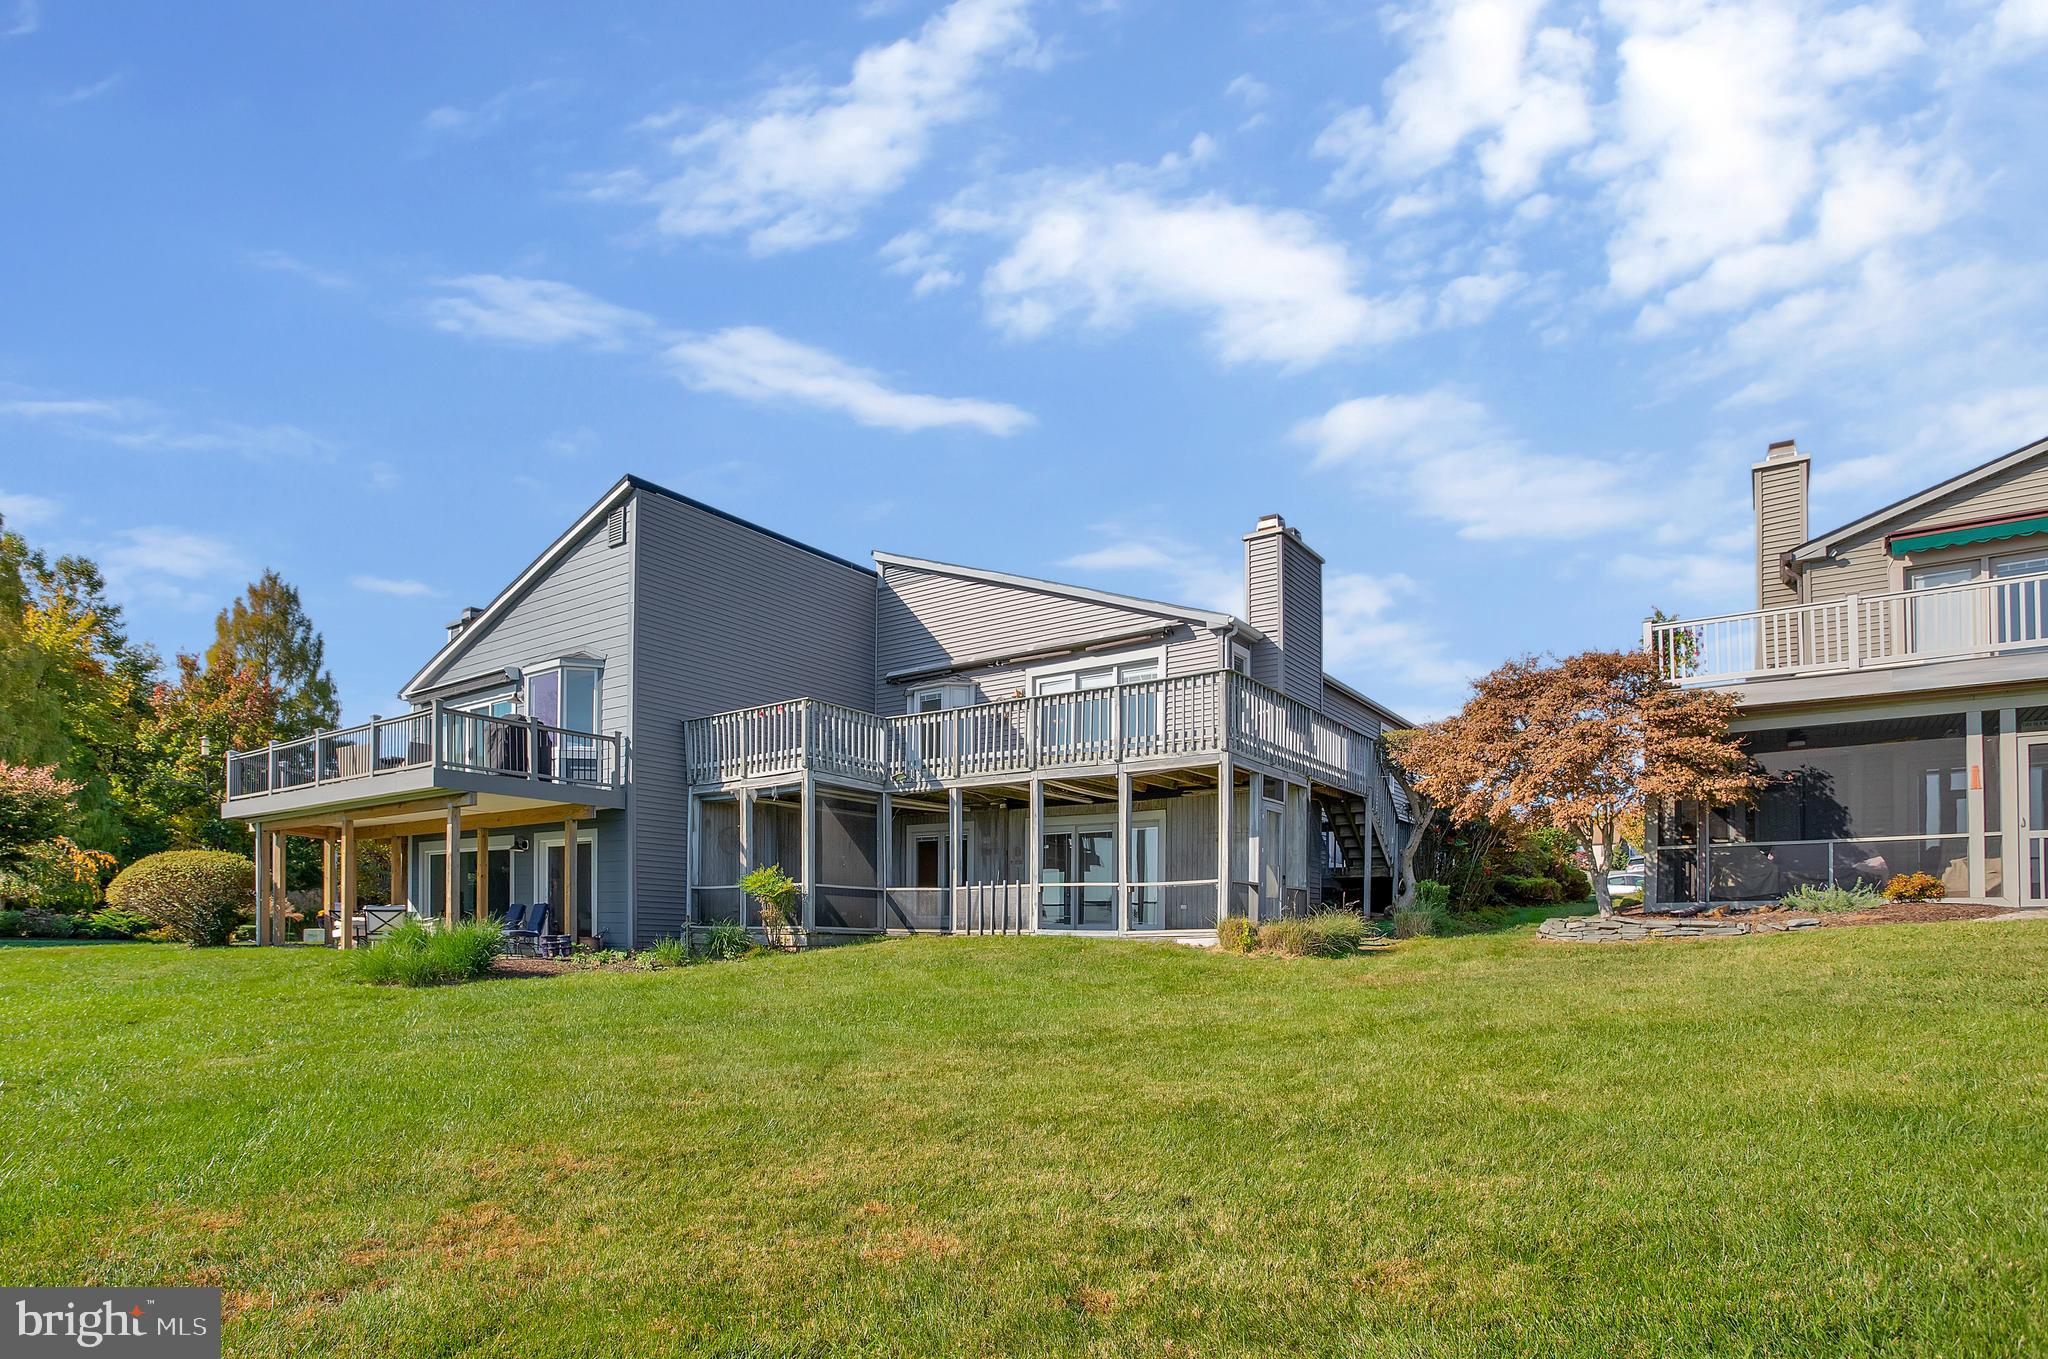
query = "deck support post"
(444, 803, 460, 929)
(270, 831, 288, 943)
(877, 790, 893, 931)
(320, 835, 334, 944)
(253, 828, 271, 947)
(562, 816, 579, 942)
(1217, 756, 1235, 924)
(475, 827, 490, 923)
(946, 784, 963, 934)
(386, 838, 402, 913)
(1026, 777, 1043, 935)
(1115, 770, 1132, 935)
(1248, 771, 1266, 922)
(799, 775, 817, 931)
(340, 815, 357, 950)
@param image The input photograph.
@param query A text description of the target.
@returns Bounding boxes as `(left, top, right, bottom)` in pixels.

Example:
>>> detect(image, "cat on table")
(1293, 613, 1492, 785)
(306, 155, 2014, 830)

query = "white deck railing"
(1647, 569, 2048, 685)
(224, 704, 622, 802)
(683, 670, 1378, 794)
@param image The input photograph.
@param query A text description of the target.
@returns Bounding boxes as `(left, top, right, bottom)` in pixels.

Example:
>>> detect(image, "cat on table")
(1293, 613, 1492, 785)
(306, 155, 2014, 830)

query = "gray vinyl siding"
(1319, 683, 1385, 739)
(877, 562, 1211, 710)
(402, 504, 634, 937)
(1805, 454, 2048, 607)
(1754, 458, 1808, 609)
(1243, 534, 1283, 692)
(886, 628, 1219, 711)
(1280, 541, 1323, 704)
(631, 489, 878, 945)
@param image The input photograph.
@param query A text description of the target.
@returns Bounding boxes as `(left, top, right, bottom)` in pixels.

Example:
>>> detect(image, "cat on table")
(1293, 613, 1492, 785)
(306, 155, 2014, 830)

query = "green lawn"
(3, 922, 2044, 1358)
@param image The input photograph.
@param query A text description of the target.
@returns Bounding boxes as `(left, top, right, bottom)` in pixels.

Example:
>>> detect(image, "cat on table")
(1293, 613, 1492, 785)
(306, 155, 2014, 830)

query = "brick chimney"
(1752, 440, 1809, 609)
(1242, 513, 1324, 704)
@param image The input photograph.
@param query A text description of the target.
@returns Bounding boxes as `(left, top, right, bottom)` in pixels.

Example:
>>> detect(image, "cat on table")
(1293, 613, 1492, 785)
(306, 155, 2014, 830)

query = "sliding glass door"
(1039, 824, 1115, 930)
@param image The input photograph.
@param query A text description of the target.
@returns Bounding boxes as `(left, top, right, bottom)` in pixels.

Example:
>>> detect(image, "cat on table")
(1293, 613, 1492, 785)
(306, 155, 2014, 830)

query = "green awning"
(1888, 514, 2048, 557)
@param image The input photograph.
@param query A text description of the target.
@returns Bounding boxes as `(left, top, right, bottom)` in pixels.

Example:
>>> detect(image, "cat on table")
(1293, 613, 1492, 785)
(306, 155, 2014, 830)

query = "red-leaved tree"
(1387, 650, 1761, 916)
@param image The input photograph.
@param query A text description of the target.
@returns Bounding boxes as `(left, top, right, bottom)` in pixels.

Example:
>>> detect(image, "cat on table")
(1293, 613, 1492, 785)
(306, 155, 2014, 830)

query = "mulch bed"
(1655, 901, 2010, 929)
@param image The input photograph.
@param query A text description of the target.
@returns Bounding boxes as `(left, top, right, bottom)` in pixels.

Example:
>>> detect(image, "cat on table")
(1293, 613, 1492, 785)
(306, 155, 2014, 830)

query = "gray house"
(1646, 433, 2048, 907)
(222, 476, 1410, 947)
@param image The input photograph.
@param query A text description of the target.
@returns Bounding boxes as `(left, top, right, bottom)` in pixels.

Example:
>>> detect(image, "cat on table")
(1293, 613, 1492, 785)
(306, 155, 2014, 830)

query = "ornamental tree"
(1386, 649, 1761, 916)
(0, 761, 80, 872)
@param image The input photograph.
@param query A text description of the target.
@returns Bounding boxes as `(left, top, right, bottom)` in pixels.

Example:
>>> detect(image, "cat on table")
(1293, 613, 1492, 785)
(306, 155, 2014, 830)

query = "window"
(908, 684, 973, 713)
(1229, 643, 1252, 676)
(1906, 564, 1981, 655)
(1993, 549, 2048, 578)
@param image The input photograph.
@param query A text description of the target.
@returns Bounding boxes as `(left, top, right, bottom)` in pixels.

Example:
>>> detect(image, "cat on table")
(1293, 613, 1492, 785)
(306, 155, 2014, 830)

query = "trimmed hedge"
(105, 850, 251, 947)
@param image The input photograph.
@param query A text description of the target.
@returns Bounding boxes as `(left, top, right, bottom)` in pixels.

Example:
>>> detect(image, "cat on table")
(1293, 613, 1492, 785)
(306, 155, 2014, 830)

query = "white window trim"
(905, 824, 972, 885)
(1228, 642, 1252, 676)
(1034, 810, 1168, 934)
(1025, 644, 1169, 695)
(532, 829, 597, 908)
(422, 838, 535, 910)
(521, 658, 605, 732)
(906, 682, 975, 714)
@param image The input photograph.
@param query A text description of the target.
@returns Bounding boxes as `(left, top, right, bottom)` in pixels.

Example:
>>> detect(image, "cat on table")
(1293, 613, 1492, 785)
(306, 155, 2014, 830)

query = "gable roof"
(1790, 431, 2048, 564)
(1323, 673, 1414, 732)
(401, 473, 874, 699)
(871, 550, 1254, 636)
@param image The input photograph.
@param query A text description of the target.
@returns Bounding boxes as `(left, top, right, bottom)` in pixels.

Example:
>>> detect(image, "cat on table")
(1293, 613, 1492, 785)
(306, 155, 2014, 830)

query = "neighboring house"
(1645, 433, 2048, 908)
(222, 476, 1412, 947)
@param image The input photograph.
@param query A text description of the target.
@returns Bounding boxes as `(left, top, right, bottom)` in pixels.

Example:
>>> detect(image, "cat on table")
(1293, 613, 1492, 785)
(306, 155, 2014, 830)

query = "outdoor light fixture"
(1785, 730, 1808, 749)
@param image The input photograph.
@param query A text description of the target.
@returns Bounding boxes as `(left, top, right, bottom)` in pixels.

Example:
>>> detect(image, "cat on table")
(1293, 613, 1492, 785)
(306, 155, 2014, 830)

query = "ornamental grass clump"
(1257, 910, 1373, 958)
(644, 935, 692, 969)
(104, 850, 252, 947)
(347, 919, 502, 986)
(693, 921, 754, 961)
(1215, 917, 1257, 953)
(1779, 882, 1882, 914)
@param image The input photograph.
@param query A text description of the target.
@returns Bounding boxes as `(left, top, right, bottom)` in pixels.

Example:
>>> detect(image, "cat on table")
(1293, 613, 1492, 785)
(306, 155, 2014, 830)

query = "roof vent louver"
(607, 506, 627, 548)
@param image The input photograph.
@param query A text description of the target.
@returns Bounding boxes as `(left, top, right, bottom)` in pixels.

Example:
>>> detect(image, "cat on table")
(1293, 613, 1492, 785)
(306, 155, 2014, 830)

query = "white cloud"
(544, 427, 599, 457)
(0, 392, 333, 459)
(1991, 0, 2048, 46)
(247, 249, 354, 290)
(366, 461, 400, 490)
(1224, 74, 1272, 108)
(3, 1, 36, 38)
(1057, 527, 1243, 615)
(666, 326, 1033, 435)
(424, 275, 655, 348)
(419, 79, 572, 142)
(881, 229, 965, 295)
(934, 171, 1416, 367)
(1434, 269, 1526, 326)
(1316, 0, 1595, 204)
(1293, 387, 1636, 540)
(601, 0, 1038, 253)
(0, 488, 58, 525)
(101, 527, 248, 608)
(1321, 571, 1484, 712)
(53, 73, 122, 105)
(351, 574, 439, 598)
(1596, 1, 1936, 321)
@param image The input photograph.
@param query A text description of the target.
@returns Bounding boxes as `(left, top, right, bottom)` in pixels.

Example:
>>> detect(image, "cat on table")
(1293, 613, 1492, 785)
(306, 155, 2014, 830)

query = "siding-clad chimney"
(445, 605, 484, 642)
(1242, 514, 1324, 705)
(1752, 440, 1809, 609)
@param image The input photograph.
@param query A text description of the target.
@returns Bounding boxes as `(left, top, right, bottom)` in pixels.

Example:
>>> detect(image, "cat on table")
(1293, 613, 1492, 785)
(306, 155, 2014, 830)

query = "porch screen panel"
(1163, 789, 1218, 931)
(1734, 715, 1967, 841)
(813, 790, 880, 930)
(753, 800, 802, 878)
(693, 798, 742, 886)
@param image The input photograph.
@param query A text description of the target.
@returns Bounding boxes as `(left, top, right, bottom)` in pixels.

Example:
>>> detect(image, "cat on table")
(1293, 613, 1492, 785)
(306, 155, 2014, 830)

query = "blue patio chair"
(499, 901, 537, 956)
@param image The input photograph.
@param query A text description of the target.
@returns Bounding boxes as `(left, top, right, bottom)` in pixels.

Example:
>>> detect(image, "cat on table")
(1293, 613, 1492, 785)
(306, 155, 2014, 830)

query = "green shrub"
(1549, 866, 1593, 901)
(20, 907, 74, 938)
(105, 850, 251, 947)
(644, 935, 692, 969)
(1216, 917, 1258, 953)
(738, 864, 802, 928)
(0, 909, 26, 938)
(347, 919, 502, 986)
(83, 905, 152, 939)
(1779, 882, 1882, 914)
(694, 921, 753, 961)
(1497, 873, 1565, 905)
(1610, 891, 1644, 911)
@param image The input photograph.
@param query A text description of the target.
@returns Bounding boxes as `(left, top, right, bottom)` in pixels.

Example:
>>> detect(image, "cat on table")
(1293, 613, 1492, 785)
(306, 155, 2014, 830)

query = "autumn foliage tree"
(1387, 649, 1761, 916)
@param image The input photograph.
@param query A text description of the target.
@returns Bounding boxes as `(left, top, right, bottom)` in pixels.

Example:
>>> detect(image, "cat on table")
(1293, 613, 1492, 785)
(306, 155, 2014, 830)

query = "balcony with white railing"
(683, 669, 1378, 794)
(223, 704, 623, 809)
(1647, 569, 2048, 686)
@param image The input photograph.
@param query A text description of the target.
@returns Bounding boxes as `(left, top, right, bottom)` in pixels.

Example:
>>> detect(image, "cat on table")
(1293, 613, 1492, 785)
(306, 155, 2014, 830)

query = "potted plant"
(739, 864, 806, 950)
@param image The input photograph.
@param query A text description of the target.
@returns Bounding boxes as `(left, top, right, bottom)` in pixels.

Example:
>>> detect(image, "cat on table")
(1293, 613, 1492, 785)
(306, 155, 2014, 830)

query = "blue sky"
(3, 0, 2045, 722)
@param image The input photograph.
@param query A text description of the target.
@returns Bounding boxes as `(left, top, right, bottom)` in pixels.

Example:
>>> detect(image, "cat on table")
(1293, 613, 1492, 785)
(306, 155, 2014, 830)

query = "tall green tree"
(0, 521, 66, 766)
(7, 532, 159, 856)
(205, 570, 340, 739)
